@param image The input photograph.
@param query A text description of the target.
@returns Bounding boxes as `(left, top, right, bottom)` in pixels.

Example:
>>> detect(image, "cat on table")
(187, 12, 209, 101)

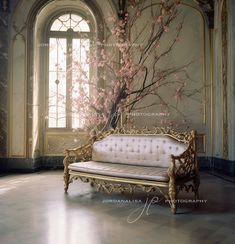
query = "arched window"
(47, 13, 91, 129)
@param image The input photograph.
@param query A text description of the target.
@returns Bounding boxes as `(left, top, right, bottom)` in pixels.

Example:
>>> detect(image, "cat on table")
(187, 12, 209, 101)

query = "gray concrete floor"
(0, 171, 235, 244)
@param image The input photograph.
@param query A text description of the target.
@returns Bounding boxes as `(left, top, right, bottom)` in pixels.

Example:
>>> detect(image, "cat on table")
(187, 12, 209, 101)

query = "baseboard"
(210, 157, 235, 178)
(197, 156, 212, 170)
(0, 156, 64, 173)
(0, 158, 8, 172)
(40, 156, 64, 169)
(1, 156, 235, 177)
(0, 157, 41, 173)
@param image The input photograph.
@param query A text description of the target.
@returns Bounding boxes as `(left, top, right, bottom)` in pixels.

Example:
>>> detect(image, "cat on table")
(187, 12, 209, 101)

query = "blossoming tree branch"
(69, 0, 203, 133)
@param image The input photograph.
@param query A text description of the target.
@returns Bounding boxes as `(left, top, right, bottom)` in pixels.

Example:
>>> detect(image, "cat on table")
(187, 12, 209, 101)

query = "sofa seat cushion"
(69, 161, 169, 182)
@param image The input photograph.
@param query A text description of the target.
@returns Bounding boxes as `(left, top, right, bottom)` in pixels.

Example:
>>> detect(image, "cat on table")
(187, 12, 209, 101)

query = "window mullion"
(66, 37, 73, 128)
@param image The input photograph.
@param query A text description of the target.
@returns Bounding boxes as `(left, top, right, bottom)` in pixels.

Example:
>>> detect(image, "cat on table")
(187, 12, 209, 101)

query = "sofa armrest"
(63, 143, 92, 193)
(168, 145, 198, 180)
(168, 130, 198, 180)
(63, 144, 92, 169)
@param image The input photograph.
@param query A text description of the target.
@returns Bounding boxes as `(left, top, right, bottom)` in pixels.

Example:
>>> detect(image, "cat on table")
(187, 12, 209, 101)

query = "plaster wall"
(126, 0, 211, 157)
(0, 13, 8, 157)
(6, 0, 234, 164)
(8, 0, 116, 159)
(227, 0, 235, 161)
(213, 0, 235, 161)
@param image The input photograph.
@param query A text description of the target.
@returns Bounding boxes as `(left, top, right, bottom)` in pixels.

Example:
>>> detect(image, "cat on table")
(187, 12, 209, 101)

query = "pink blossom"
(68, 1, 191, 131)
(136, 10, 141, 17)
(156, 15, 162, 23)
(164, 26, 169, 32)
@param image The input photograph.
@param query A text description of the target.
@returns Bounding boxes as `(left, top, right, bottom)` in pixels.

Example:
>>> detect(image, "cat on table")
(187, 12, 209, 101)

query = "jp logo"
(127, 196, 163, 223)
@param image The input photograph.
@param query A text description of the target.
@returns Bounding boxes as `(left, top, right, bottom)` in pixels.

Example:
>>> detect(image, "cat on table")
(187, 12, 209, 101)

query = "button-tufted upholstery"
(92, 134, 188, 168)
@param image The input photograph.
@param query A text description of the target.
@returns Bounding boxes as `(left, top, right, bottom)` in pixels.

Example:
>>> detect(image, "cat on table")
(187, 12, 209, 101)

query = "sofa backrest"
(92, 134, 189, 167)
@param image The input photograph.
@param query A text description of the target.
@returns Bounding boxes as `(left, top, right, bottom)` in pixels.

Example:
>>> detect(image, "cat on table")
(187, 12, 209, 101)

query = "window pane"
(59, 14, 70, 22)
(73, 20, 90, 32)
(49, 38, 66, 71)
(48, 38, 67, 128)
(78, 20, 90, 32)
(71, 14, 82, 22)
(50, 14, 90, 32)
(71, 39, 90, 128)
(50, 14, 70, 31)
(50, 19, 62, 31)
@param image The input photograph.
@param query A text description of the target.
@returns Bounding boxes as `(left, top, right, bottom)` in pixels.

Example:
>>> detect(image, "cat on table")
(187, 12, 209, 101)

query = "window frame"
(45, 11, 94, 131)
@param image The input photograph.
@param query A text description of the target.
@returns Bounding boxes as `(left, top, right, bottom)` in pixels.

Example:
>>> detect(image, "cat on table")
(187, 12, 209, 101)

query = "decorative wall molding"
(227, 0, 235, 161)
(221, 0, 228, 159)
(1, 0, 9, 12)
(12, 21, 26, 41)
(0, 13, 8, 157)
(195, 0, 214, 28)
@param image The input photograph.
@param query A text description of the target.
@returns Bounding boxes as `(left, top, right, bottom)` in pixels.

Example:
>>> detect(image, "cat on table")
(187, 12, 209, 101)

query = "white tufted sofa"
(63, 127, 200, 214)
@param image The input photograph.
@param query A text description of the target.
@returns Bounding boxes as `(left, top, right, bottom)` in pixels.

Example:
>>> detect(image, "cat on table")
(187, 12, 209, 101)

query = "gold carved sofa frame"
(63, 127, 200, 214)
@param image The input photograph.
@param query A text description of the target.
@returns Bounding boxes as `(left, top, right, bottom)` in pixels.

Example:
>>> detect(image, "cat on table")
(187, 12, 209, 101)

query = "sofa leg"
(169, 179, 177, 214)
(64, 171, 70, 193)
(63, 154, 71, 193)
(193, 175, 200, 199)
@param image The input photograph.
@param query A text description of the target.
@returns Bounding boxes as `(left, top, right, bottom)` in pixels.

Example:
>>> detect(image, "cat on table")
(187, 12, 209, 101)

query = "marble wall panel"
(0, 13, 8, 157)
(10, 36, 26, 157)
